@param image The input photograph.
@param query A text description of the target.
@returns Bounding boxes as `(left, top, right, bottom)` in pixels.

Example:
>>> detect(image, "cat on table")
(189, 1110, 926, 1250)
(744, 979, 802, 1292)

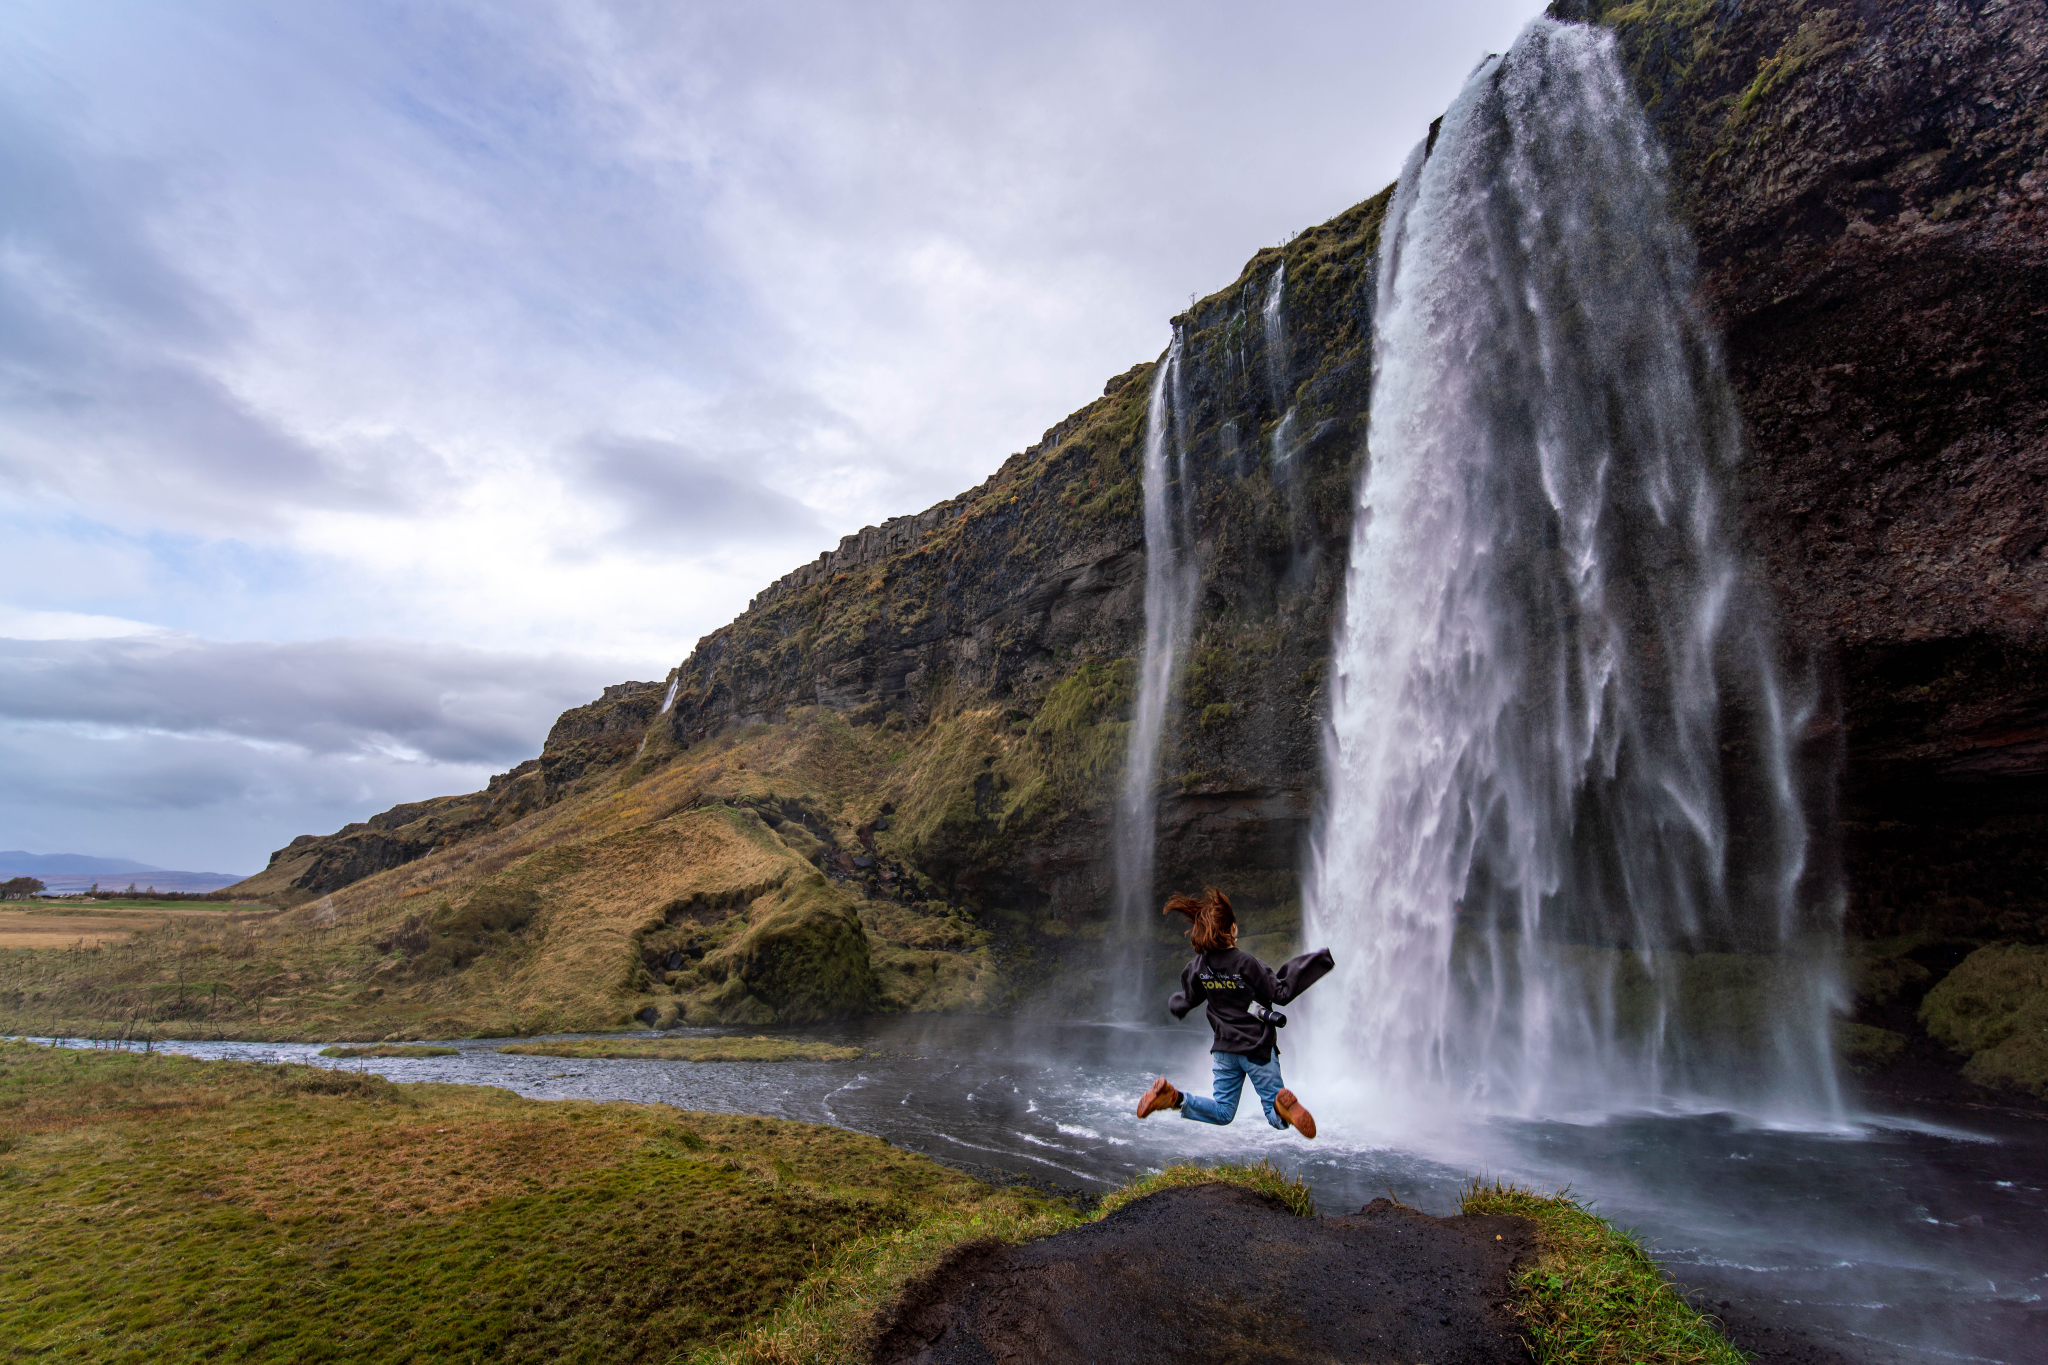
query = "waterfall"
(1262, 260, 1289, 409)
(1305, 19, 1842, 1118)
(1261, 259, 1316, 587)
(1112, 330, 1197, 1015)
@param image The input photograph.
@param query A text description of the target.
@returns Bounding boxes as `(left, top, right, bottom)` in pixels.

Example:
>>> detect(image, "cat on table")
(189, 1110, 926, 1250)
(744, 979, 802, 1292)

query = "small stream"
(49, 1016, 2047, 1365)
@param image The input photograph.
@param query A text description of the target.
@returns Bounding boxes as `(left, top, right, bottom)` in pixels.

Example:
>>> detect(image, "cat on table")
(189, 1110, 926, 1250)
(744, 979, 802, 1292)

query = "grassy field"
(2, 1046, 1745, 1364)
(498, 1037, 863, 1063)
(0, 899, 255, 952)
(0, 1041, 1065, 1363)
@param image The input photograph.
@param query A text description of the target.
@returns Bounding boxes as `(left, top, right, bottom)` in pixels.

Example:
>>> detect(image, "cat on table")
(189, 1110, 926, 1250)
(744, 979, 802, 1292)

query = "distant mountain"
(0, 853, 248, 894)
(0, 850, 163, 876)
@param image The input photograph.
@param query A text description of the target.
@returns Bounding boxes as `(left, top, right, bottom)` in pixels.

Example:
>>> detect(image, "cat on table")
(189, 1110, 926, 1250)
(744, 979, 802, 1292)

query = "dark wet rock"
(872, 1184, 1537, 1365)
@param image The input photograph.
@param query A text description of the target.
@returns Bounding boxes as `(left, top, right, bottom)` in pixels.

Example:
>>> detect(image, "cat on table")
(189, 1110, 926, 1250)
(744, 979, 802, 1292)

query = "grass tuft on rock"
(1095, 1158, 1316, 1219)
(688, 1201, 1078, 1365)
(318, 1044, 460, 1058)
(693, 1159, 1314, 1365)
(1461, 1179, 1744, 1365)
(499, 1036, 862, 1063)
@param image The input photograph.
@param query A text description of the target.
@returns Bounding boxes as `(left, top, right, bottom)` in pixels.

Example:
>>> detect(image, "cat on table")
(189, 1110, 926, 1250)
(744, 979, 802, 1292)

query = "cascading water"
(1262, 260, 1289, 410)
(1260, 260, 1315, 585)
(1112, 330, 1197, 1016)
(1304, 19, 1843, 1118)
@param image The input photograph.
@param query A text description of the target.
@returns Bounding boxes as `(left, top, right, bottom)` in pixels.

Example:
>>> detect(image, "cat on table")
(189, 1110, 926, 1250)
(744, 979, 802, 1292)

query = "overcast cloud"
(1, 0, 1538, 871)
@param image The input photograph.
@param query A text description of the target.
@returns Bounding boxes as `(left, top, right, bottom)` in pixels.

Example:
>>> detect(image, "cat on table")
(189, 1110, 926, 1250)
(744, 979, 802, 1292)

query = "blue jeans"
(1180, 1050, 1288, 1129)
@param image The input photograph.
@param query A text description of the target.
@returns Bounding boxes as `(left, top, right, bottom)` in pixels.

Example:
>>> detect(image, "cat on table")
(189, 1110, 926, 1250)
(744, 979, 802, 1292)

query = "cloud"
(0, 0, 1544, 867)
(580, 435, 824, 549)
(0, 88, 380, 528)
(0, 634, 617, 766)
(0, 723, 497, 873)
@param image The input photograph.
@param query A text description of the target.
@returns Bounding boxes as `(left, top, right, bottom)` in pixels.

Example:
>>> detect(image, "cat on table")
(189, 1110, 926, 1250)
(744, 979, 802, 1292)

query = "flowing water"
(1111, 329, 1197, 1016)
(1303, 18, 1841, 1120)
(74, 1022, 2048, 1364)
(1262, 258, 1289, 408)
(1261, 257, 1318, 587)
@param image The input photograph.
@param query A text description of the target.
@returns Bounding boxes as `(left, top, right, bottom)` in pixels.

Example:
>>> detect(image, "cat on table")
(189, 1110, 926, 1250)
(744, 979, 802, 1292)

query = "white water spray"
(1262, 260, 1289, 410)
(1305, 20, 1841, 1119)
(1113, 331, 1197, 1014)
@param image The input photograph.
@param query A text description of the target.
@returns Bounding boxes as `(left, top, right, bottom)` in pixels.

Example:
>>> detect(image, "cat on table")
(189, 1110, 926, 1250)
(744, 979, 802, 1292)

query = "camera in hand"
(1248, 1000, 1287, 1028)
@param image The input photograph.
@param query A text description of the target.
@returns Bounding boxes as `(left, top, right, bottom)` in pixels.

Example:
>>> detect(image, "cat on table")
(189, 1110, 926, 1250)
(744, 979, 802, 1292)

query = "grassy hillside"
(0, 710, 1031, 1041)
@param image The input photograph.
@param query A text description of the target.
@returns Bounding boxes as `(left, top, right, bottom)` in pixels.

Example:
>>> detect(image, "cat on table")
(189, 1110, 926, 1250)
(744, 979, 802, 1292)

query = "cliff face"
(659, 194, 1387, 935)
(234, 0, 2046, 1043)
(1570, 0, 2048, 947)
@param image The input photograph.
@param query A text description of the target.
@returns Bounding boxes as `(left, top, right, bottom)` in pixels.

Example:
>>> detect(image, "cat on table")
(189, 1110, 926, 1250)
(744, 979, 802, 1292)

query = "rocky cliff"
(1569, 0, 2048, 954)
(223, 0, 2046, 1066)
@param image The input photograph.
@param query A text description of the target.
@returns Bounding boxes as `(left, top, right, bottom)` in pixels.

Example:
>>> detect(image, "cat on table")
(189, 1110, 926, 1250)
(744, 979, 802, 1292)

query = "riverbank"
(0, 1041, 1066, 1361)
(2, 1042, 1753, 1363)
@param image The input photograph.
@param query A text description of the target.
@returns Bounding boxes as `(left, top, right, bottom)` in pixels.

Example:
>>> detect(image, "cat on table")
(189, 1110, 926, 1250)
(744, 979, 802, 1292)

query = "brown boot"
(1274, 1088, 1317, 1139)
(1136, 1076, 1181, 1118)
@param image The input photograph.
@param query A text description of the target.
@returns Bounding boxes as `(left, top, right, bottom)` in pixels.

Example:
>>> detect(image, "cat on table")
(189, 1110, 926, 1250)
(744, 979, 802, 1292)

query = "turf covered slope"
(0, 1043, 1064, 1362)
(8, 710, 1012, 1041)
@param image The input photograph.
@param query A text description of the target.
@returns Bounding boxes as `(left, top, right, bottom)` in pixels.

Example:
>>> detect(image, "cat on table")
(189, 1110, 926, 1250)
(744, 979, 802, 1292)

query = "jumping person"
(1135, 887, 1334, 1138)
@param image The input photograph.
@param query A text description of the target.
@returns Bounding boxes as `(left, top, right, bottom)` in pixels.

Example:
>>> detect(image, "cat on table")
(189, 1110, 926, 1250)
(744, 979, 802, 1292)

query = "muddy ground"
(872, 1183, 1539, 1365)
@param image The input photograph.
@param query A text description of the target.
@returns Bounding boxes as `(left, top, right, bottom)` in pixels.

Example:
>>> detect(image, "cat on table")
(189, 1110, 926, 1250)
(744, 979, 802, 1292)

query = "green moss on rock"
(687, 871, 876, 1024)
(1834, 1022, 1906, 1073)
(1920, 943, 2048, 1097)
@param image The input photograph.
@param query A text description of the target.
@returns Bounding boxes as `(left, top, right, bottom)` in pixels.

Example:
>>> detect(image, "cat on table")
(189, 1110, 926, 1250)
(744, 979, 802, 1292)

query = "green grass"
(1093, 1157, 1315, 1219)
(497, 1037, 863, 1063)
(1461, 1180, 1745, 1365)
(0, 1041, 1056, 1362)
(317, 1044, 460, 1058)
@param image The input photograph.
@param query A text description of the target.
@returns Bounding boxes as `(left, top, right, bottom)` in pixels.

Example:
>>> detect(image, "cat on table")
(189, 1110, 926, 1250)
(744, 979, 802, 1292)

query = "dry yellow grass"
(0, 710, 1000, 1042)
(0, 901, 242, 950)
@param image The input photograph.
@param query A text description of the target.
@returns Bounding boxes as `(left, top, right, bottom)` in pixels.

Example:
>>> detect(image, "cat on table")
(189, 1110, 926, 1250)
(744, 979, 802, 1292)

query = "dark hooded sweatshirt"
(1167, 945, 1335, 1063)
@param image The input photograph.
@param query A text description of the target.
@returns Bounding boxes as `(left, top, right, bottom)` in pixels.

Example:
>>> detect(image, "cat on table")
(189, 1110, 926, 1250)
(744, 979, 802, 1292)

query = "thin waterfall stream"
(1302, 19, 1842, 1120)
(1111, 330, 1196, 1016)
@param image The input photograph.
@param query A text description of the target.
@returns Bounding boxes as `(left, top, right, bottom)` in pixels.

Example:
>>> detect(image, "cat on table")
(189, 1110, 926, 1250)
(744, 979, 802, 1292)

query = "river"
(44, 1014, 2046, 1365)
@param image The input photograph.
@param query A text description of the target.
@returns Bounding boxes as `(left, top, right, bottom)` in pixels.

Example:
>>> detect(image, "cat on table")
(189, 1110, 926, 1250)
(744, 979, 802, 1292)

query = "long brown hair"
(1163, 887, 1236, 953)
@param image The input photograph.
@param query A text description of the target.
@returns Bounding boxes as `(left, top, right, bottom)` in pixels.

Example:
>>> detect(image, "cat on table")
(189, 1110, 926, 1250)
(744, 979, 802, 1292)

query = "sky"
(1, 0, 1539, 873)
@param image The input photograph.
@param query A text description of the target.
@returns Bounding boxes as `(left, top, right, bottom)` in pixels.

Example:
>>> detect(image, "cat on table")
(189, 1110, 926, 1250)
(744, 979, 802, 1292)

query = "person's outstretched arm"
(1272, 947, 1335, 1004)
(1166, 958, 1201, 1019)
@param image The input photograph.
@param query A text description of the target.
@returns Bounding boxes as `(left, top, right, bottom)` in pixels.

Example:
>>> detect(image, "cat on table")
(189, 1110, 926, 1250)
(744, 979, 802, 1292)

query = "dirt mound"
(872, 1183, 1537, 1364)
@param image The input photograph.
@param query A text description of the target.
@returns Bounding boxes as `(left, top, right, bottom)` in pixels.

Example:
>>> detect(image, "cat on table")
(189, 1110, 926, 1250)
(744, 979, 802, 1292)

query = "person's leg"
(1243, 1053, 1290, 1129)
(1242, 1053, 1318, 1136)
(1179, 1052, 1247, 1126)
